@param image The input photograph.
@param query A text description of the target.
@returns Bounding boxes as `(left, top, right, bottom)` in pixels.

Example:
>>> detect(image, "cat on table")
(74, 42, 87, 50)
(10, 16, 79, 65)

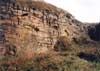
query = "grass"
(0, 35, 100, 71)
(15, 0, 63, 14)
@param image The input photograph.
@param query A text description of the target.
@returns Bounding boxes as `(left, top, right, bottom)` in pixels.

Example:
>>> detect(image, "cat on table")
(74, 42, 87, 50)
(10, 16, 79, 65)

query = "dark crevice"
(53, 26, 58, 30)
(21, 13, 28, 16)
(0, 30, 5, 42)
(34, 27, 40, 32)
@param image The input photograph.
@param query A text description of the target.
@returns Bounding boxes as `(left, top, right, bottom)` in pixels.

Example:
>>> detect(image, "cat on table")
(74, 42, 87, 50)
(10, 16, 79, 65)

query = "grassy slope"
(0, 36, 100, 71)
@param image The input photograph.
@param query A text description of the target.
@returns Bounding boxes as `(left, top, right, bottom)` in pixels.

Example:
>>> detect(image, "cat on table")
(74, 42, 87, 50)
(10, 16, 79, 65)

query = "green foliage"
(93, 62, 100, 71)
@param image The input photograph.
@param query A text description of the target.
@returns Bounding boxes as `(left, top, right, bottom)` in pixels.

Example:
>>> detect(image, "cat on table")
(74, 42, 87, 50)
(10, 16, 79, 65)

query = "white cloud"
(45, 0, 100, 22)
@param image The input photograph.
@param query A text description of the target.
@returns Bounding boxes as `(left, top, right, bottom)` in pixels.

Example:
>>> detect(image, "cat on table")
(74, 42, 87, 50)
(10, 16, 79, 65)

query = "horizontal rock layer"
(0, 0, 98, 55)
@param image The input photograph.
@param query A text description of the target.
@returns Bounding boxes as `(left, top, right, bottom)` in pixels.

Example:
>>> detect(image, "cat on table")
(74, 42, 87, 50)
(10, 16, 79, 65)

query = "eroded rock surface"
(0, 0, 92, 55)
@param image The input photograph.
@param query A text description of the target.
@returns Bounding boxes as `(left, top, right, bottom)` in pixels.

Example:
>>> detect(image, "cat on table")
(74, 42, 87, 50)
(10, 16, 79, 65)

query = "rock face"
(0, 0, 93, 55)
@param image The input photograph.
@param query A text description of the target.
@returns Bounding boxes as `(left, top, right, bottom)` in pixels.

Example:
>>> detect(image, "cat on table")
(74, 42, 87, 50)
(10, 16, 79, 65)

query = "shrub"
(54, 36, 71, 52)
(78, 52, 99, 62)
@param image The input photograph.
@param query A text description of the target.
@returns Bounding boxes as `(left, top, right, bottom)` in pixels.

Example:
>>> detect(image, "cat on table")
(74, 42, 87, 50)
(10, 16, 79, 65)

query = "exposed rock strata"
(0, 0, 96, 55)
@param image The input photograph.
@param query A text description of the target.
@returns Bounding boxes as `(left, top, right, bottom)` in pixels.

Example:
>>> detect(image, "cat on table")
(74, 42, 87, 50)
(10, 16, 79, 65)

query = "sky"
(44, 0, 100, 23)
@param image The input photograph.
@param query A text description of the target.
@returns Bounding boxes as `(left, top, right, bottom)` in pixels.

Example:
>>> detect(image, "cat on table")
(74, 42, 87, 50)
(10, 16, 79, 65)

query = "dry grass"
(0, 46, 65, 71)
(0, 41, 99, 71)
(15, 47, 35, 65)
(54, 36, 71, 52)
(16, 0, 62, 13)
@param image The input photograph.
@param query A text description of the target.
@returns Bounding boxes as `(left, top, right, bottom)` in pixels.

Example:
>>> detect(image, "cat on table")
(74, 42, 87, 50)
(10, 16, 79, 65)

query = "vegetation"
(0, 35, 99, 71)
(0, 0, 100, 71)
(54, 36, 71, 52)
(16, 0, 61, 13)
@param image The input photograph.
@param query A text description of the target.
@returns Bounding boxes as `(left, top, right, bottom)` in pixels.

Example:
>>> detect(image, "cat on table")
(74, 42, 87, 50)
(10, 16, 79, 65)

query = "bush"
(54, 36, 71, 52)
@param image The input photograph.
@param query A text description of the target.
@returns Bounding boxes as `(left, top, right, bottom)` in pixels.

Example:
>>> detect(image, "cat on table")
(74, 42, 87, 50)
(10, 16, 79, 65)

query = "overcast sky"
(45, 0, 100, 23)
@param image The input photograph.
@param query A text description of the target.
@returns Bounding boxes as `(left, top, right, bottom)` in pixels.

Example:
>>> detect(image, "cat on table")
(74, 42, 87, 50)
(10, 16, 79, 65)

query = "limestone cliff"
(0, 0, 94, 55)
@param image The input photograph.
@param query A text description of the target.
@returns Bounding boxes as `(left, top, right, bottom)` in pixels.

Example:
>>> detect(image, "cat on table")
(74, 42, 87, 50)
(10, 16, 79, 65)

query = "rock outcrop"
(0, 0, 96, 55)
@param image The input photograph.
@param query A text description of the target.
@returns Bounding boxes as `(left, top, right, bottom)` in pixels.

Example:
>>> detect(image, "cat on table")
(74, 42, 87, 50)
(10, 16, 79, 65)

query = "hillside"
(0, 0, 100, 71)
